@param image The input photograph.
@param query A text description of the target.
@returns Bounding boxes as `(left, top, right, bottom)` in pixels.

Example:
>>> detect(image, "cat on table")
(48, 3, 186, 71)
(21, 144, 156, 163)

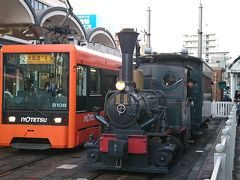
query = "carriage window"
(90, 67, 101, 95)
(163, 72, 178, 87)
(77, 66, 87, 96)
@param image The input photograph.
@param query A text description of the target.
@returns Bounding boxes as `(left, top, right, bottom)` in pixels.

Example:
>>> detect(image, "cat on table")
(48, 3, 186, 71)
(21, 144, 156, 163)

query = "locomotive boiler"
(85, 29, 179, 173)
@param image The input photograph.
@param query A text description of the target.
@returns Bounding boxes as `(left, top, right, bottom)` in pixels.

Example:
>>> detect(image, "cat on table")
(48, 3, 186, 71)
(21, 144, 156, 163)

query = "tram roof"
(1, 43, 121, 63)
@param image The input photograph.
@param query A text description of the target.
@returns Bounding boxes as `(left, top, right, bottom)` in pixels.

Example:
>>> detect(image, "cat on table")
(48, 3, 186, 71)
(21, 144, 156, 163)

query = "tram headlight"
(53, 117, 62, 123)
(8, 116, 16, 122)
(116, 81, 125, 91)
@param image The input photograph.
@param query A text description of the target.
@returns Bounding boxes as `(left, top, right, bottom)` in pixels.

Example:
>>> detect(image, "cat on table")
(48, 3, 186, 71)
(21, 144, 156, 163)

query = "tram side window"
(90, 67, 101, 95)
(77, 66, 87, 96)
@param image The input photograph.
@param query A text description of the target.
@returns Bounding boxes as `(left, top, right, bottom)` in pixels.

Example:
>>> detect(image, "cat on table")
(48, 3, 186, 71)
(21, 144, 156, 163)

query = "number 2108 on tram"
(0, 44, 121, 149)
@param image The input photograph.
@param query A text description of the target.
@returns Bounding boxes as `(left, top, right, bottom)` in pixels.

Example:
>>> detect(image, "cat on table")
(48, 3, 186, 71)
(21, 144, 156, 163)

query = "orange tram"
(0, 44, 121, 149)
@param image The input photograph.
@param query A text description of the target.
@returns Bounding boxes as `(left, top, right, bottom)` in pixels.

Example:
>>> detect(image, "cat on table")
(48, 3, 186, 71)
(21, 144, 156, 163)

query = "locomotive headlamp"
(53, 117, 62, 123)
(8, 116, 16, 122)
(116, 81, 125, 91)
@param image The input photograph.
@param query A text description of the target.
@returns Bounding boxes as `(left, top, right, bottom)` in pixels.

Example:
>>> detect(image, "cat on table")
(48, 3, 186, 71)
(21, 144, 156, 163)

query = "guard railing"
(211, 101, 234, 118)
(206, 104, 237, 180)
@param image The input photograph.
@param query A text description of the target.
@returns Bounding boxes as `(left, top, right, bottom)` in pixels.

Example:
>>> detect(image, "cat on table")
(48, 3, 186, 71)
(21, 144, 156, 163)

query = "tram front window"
(3, 52, 69, 110)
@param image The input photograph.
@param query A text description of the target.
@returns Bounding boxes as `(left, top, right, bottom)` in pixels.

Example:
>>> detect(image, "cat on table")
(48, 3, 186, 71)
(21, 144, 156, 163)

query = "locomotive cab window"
(162, 72, 179, 88)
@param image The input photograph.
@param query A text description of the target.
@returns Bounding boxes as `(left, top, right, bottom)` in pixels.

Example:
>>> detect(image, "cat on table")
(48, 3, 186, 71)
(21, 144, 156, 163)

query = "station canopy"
(0, 0, 37, 40)
(36, 6, 86, 42)
(86, 27, 117, 49)
(0, 0, 117, 48)
(229, 56, 240, 72)
(0, 0, 86, 41)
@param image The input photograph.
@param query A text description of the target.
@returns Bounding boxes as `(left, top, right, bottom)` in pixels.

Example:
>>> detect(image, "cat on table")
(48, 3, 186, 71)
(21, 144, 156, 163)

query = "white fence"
(206, 104, 237, 180)
(211, 102, 234, 118)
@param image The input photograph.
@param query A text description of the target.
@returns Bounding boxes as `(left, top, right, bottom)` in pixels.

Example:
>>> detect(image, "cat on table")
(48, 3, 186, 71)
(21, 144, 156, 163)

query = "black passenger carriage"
(138, 53, 212, 135)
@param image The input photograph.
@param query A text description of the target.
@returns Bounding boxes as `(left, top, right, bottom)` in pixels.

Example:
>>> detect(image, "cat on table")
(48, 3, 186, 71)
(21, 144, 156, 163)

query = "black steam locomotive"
(85, 29, 212, 173)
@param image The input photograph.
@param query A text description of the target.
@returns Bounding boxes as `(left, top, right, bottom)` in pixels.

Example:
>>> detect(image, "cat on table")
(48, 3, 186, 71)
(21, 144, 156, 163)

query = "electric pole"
(198, 1, 203, 59)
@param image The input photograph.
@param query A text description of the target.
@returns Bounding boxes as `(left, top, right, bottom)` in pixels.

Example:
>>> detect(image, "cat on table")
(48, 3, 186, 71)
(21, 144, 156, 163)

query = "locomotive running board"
(84, 163, 169, 174)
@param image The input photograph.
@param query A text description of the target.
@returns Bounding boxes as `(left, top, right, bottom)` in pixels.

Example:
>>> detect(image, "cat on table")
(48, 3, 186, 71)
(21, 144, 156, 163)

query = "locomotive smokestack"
(117, 29, 139, 90)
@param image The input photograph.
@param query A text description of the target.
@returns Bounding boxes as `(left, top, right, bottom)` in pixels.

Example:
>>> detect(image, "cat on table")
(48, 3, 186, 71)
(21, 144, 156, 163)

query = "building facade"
(183, 33, 232, 97)
(182, 33, 229, 66)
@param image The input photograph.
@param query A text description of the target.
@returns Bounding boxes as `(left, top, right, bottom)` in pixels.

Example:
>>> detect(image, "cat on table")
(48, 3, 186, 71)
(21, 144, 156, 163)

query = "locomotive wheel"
(155, 151, 173, 167)
(182, 131, 190, 150)
(168, 136, 184, 156)
(87, 149, 100, 163)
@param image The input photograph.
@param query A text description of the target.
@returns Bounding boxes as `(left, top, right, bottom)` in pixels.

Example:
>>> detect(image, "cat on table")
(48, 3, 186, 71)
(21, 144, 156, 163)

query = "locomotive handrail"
(206, 104, 237, 180)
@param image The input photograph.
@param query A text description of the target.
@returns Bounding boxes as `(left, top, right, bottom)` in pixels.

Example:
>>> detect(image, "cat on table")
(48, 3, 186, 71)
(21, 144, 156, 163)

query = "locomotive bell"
(117, 29, 139, 91)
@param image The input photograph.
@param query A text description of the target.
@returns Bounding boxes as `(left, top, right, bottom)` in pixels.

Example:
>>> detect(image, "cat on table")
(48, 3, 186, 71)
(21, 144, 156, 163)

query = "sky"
(69, 0, 240, 60)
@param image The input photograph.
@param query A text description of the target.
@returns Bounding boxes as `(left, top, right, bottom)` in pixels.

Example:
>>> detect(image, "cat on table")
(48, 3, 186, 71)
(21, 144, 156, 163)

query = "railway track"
(0, 149, 56, 178)
(0, 118, 224, 180)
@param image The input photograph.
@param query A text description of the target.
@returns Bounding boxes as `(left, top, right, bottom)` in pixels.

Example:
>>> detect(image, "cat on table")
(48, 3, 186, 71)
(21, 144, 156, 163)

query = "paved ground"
(194, 118, 226, 180)
(191, 117, 240, 180)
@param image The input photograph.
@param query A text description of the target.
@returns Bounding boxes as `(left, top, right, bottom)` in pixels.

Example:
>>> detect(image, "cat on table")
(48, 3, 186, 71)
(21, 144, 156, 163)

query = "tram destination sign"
(19, 54, 54, 64)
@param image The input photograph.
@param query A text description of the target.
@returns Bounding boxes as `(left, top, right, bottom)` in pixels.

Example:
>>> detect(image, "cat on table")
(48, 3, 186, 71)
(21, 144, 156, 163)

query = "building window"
(31, 0, 35, 8)
(34, 1, 39, 9)
(27, 0, 49, 10)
